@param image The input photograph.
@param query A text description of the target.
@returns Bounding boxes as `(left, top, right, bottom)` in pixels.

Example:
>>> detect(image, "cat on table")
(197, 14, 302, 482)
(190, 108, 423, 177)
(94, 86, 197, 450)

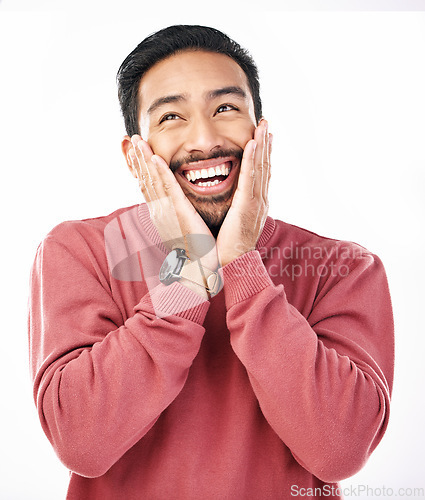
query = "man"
(29, 25, 394, 499)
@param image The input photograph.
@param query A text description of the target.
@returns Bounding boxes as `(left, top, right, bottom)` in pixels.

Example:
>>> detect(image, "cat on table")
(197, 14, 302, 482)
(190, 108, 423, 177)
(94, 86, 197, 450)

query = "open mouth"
(184, 162, 231, 186)
(178, 158, 237, 194)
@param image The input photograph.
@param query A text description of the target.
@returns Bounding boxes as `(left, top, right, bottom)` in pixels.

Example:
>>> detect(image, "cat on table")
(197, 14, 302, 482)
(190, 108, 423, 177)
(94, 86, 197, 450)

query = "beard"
(185, 190, 233, 232)
(169, 147, 243, 234)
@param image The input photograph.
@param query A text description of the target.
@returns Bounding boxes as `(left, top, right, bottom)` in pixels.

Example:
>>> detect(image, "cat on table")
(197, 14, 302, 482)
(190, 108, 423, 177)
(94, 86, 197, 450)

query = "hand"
(128, 136, 219, 275)
(216, 119, 272, 267)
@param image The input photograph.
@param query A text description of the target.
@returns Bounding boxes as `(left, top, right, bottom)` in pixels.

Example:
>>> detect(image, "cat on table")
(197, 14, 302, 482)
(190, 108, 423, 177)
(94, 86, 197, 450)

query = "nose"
(183, 115, 224, 155)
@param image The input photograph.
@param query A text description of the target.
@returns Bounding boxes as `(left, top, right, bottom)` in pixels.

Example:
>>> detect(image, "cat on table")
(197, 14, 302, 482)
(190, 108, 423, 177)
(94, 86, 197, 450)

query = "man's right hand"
(128, 135, 219, 288)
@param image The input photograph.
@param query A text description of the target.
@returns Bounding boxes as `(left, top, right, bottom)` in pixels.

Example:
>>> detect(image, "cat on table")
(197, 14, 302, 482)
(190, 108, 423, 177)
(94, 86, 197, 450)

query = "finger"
(265, 132, 273, 194)
(252, 119, 268, 199)
(152, 156, 216, 254)
(152, 155, 200, 217)
(132, 136, 170, 204)
(234, 139, 257, 200)
(128, 135, 153, 200)
(127, 144, 153, 204)
(127, 135, 142, 180)
(260, 123, 270, 200)
(137, 138, 167, 201)
(262, 131, 272, 199)
(151, 155, 186, 200)
(248, 119, 270, 233)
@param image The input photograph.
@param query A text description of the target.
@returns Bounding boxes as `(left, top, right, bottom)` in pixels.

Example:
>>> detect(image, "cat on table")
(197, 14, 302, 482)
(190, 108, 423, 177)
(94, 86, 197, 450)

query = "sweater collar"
(137, 203, 275, 254)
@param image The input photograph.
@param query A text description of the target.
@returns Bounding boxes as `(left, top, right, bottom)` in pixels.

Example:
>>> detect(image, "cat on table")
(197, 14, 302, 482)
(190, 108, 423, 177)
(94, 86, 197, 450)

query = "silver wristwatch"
(159, 248, 221, 296)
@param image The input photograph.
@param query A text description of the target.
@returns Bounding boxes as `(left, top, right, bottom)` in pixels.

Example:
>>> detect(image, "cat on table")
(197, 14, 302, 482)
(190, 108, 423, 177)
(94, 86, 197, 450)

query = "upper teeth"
(185, 163, 230, 182)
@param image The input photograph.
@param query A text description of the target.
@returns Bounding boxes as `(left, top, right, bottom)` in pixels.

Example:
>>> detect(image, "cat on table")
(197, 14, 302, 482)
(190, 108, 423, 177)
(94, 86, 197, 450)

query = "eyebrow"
(146, 86, 247, 115)
(147, 94, 186, 115)
(206, 86, 247, 101)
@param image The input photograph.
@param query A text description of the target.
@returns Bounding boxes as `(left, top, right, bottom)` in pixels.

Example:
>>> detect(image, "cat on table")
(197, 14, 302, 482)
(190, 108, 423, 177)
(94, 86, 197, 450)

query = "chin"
(188, 194, 232, 233)
(197, 204, 230, 231)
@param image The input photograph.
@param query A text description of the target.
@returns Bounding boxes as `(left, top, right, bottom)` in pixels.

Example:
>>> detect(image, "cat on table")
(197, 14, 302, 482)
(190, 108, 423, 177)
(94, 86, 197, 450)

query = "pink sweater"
(29, 204, 394, 499)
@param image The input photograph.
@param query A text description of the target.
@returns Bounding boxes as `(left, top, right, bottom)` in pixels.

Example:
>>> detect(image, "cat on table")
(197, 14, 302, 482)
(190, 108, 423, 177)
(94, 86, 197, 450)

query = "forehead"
(138, 50, 252, 112)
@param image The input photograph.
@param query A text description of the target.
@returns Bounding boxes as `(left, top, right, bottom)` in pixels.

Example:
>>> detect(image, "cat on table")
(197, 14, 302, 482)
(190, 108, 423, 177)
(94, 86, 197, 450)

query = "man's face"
(136, 50, 257, 229)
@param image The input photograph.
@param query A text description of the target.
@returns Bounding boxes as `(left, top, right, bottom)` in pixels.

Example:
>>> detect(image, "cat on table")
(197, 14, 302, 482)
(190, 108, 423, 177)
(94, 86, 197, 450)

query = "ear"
(121, 135, 138, 179)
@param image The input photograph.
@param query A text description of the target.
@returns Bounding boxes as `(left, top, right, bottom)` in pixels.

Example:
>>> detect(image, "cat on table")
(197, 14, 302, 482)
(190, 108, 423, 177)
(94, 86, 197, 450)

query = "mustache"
(169, 148, 243, 173)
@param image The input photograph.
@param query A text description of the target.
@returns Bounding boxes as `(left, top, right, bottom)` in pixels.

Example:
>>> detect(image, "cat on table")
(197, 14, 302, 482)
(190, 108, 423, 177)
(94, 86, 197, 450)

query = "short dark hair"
(117, 25, 262, 137)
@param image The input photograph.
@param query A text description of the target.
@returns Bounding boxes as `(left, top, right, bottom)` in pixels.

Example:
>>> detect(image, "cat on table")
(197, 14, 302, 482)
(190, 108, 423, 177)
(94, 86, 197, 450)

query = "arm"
(29, 229, 209, 478)
(222, 249, 394, 483)
(30, 125, 225, 477)
(216, 119, 393, 480)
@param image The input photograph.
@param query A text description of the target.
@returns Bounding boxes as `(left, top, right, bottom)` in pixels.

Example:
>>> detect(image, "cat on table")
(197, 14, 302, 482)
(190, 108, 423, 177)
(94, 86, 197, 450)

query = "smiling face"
(127, 49, 257, 230)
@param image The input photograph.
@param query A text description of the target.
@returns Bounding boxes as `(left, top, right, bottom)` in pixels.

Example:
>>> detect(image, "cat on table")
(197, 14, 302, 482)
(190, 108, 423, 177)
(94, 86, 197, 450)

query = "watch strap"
(180, 259, 221, 296)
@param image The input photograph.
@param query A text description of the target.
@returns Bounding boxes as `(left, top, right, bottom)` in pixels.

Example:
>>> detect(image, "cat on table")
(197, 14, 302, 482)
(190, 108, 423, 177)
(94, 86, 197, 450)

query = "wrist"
(159, 248, 222, 298)
(219, 246, 255, 267)
(179, 276, 210, 299)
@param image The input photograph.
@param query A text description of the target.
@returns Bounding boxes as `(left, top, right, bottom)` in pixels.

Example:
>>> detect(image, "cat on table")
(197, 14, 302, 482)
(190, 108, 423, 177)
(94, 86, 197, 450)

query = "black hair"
(116, 24, 262, 137)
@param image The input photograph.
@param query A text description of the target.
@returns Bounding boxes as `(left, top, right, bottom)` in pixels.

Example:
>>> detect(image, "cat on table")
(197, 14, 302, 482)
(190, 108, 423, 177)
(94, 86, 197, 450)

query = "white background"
(0, 1, 424, 498)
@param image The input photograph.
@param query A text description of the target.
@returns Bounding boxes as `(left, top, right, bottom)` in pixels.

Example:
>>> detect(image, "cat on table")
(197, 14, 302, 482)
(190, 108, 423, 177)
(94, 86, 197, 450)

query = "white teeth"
(198, 179, 221, 187)
(184, 162, 232, 183)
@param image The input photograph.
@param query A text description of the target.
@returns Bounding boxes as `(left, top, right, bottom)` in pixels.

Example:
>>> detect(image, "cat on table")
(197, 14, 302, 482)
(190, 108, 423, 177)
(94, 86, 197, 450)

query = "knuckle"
(149, 177, 159, 188)
(162, 181, 173, 192)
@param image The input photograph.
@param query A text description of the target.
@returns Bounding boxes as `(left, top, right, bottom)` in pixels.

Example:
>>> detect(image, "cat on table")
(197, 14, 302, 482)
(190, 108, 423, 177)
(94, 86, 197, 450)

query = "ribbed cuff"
(221, 251, 274, 308)
(144, 281, 210, 322)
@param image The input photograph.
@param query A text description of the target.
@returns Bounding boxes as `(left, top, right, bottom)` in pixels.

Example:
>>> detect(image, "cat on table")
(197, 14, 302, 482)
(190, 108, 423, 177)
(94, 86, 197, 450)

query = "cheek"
(225, 121, 256, 149)
(146, 133, 179, 164)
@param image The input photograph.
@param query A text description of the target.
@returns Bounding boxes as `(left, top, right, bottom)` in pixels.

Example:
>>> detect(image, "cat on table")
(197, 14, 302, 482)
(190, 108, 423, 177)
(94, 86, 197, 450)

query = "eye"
(159, 113, 180, 123)
(216, 104, 238, 114)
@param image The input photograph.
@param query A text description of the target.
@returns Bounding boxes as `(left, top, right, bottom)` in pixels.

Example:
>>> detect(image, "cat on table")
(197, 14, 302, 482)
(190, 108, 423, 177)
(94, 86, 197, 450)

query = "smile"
(177, 157, 238, 195)
(184, 163, 230, 186)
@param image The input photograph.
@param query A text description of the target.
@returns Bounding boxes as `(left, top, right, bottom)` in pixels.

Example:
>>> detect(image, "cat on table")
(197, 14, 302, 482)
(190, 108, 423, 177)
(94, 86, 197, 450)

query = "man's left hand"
(217, 119, 272, 267)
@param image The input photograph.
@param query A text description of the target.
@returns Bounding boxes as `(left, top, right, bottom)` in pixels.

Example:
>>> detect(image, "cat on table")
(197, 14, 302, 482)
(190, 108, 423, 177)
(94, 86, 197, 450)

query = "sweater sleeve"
(222, 249, 394, 483)
(28, 228, 210, 478)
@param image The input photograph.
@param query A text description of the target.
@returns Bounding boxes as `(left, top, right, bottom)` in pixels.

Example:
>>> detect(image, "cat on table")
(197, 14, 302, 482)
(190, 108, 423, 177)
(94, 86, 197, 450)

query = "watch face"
(159, 249, 186, 285)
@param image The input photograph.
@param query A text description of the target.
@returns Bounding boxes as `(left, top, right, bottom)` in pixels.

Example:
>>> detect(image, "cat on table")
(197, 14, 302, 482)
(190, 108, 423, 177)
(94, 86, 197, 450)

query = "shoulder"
(33, 205, 141, 274)
(264, 218, 384, 288)
(41, 205, 139, 248)
(266, 219, 390, 317)
(270, 218, 375, 263)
